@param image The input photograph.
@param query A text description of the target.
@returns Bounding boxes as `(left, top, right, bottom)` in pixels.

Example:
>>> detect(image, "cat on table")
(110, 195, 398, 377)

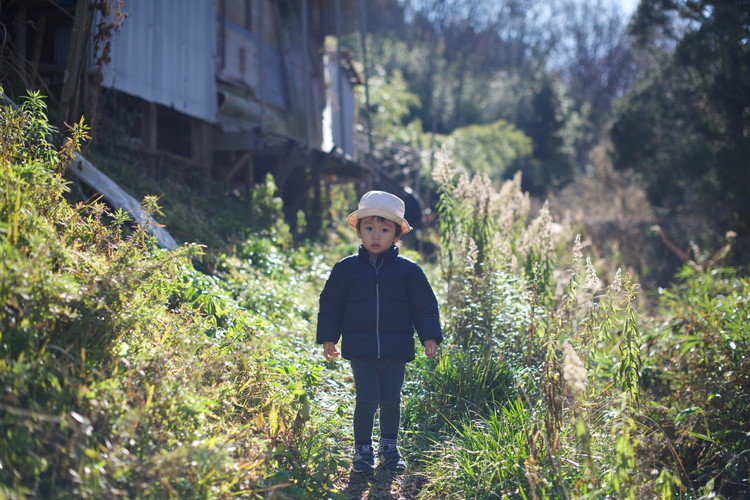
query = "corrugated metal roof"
(102, 0, 218, 123)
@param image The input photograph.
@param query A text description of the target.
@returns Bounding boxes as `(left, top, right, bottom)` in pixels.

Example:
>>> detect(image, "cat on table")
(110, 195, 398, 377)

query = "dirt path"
(334, 469, 429, 499)
(317, 360, 430, 499)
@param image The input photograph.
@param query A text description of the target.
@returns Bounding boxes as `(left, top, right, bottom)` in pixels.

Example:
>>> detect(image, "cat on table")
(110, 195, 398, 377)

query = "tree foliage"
(437, 119, 532, 183)
(351, 0, 639, 192)
(612, 0, 750, 265)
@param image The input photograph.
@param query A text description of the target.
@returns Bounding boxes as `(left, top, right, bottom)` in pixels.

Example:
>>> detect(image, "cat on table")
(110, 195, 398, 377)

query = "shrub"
(412, 148, 656, 499)
(641, 265, 750, 497)
(402, 346, 515, 441)
(0, 90, 341, 498)
(419, 400, 531, 499)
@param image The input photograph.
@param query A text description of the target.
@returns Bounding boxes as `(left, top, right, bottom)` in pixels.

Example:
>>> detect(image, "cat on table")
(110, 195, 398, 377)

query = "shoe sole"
(379, 456, 407, 473)
(351, 467, 375, 475)
(380, 465, 407, 473)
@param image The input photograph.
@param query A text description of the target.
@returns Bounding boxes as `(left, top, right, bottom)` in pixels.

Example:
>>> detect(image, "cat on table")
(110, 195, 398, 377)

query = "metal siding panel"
(218, 23, 260, 89)
(103, 0, 217, 122)
(217, 20, 285, 110)
(263, 45, 286, 109)
(341, 80, 355, 155)
(325, 53, 355, 157)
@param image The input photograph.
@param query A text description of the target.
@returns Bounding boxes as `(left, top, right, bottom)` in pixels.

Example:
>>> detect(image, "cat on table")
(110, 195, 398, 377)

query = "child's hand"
(323, 341, 340, 361)
(424, 339, 438, 358)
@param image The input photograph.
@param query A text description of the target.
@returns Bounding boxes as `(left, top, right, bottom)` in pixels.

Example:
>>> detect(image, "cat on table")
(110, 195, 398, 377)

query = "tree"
(612, 0, 750, 265)
(516, 74, 578, 193)
(351, 0, 649, 197)
(552, 0, 639, 159)
(437, 119, 533, 182)
(361, 66, 423, 142)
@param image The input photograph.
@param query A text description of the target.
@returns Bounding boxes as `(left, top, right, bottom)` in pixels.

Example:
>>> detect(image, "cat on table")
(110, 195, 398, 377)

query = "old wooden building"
(3, 0, 384, 236)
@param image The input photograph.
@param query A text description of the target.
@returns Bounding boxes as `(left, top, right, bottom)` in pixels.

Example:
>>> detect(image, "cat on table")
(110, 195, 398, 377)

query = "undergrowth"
(0, 90, 348, 498)
(400, 148, 749, 499)
(2, 91, 747, 499)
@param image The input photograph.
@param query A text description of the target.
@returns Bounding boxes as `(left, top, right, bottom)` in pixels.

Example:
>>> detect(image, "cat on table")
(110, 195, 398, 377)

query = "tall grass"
(420, 400, 532, 499)
(638, 265, 750, 498)
(0, 90, 348, 498)
(3, 90, 747, 498)
(402, 149, 700, 499)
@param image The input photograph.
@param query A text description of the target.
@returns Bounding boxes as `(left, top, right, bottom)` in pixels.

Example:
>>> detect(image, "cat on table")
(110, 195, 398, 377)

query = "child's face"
(357, 217, 400, 255)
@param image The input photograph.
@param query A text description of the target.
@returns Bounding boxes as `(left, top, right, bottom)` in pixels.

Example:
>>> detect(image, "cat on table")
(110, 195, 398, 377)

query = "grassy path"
(273, 246, 439, 498)
(335, 468, 429, 499)
(307, 343, 431, 499)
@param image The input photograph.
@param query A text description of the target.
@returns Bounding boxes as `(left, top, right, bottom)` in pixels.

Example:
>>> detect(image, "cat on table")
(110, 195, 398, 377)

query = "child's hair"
(357, 216, 403, 237)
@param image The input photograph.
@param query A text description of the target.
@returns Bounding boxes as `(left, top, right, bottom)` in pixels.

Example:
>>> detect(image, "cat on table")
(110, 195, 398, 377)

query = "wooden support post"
(311, 162, 323, 237)
(14, 3, 27, 69)
(302, 0, 311, 147)
(275, 155, 285, 199)
(335, 0, 345, 149)
(258, 0, 266, 133)
(60, 0, 92, 126)
(247, 154, 255, 206)
(274, 145, 301, 195)
(31, 15, 47, 72)
(191, 118, 213, 170)
(141, 101, 158, 150)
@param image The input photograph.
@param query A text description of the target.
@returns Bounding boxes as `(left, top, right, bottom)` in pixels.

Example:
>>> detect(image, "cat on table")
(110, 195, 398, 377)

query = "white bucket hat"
(347, 190, 412, 235)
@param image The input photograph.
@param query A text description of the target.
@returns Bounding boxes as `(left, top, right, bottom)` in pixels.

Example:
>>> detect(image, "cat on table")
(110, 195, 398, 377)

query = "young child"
(316, 190, 442, 474)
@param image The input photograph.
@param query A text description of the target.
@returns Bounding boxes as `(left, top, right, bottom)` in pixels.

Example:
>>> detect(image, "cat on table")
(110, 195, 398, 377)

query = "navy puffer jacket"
(316, 245, 442, 361)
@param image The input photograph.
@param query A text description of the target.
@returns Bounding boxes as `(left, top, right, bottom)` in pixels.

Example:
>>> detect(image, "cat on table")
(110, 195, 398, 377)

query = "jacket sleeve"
(407, 263, 443, 345)
(316, 261, 349, 344)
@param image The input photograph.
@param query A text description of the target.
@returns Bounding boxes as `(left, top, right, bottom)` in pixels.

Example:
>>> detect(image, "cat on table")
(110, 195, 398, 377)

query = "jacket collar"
(358, 244, 399, 266)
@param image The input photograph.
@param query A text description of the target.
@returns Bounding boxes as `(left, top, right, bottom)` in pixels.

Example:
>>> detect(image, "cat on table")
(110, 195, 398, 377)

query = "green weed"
(403, 346, 515, 441)
(3, 87, 747, 499)
(0, 90, 346, 498)
(419, 399, 531, 499)
(639, 265, 750, 497)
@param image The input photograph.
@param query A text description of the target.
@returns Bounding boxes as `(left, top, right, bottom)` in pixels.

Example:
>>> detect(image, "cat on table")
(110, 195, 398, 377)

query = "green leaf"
(674, 406, 703, 424)
(685, 431, 715, 443)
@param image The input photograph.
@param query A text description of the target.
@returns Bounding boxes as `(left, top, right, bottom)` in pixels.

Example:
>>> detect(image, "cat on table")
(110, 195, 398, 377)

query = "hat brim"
(347, 208, 412, 235)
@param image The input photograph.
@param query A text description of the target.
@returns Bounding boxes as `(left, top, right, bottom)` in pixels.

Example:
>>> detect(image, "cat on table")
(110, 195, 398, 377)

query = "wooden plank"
(190, 118, 213, 169)
(213, 131, 266, 151)
(226, 150, 253, 182)
(70, 153, 177, 249)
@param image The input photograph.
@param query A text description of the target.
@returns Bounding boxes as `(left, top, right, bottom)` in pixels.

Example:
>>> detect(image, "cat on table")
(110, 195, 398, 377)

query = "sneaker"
(352, 445, 375, 474)
(378, 444, 407, 472)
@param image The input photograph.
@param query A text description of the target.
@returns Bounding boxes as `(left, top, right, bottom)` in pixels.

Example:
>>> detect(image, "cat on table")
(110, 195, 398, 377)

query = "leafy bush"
(641, 266, 750, 497)
(403, 346, 515, 440)
(404, 149, 659, 499)
(419, 400, 531, 499)
(0, 90, 347, 498)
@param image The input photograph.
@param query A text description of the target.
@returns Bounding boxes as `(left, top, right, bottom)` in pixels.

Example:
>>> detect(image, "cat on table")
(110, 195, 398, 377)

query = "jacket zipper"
(373, 258, 383, 359)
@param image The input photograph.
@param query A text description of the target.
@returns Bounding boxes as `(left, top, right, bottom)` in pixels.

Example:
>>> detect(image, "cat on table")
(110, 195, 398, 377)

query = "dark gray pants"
(350, 357, 407, 446)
